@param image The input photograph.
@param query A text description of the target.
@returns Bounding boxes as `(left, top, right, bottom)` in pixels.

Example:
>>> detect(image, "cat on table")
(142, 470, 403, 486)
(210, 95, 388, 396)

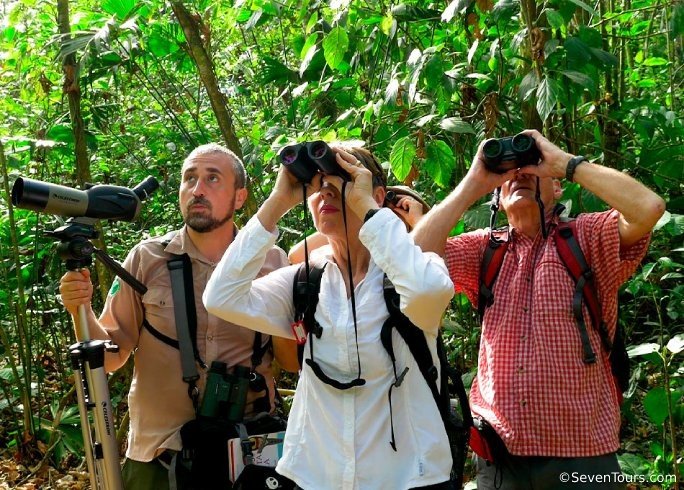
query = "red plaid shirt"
(445, 210, 649, 457)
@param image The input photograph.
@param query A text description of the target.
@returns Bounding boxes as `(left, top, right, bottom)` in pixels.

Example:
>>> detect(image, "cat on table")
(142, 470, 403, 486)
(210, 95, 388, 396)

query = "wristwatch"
(565, 155, 587, 182)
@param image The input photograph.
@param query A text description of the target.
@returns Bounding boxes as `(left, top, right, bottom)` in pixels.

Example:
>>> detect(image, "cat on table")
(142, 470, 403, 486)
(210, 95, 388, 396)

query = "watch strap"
(565, 155, 587, 182)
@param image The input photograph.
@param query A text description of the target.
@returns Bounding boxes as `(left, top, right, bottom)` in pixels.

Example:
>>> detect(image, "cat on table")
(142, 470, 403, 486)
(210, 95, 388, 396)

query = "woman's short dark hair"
(346, 147, 387, 188)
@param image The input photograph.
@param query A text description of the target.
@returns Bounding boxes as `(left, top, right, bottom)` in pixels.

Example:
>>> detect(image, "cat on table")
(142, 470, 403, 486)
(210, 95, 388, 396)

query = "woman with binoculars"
(204, 144, 455, 489)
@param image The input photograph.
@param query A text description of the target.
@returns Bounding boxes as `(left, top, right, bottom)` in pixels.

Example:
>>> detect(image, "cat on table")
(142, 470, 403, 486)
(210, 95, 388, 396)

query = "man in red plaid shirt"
(413, 130, 665, 489)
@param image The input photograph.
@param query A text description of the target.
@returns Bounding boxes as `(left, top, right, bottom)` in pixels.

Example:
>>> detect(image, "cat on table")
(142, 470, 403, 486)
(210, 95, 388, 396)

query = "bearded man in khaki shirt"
(59, 144, 290, 489)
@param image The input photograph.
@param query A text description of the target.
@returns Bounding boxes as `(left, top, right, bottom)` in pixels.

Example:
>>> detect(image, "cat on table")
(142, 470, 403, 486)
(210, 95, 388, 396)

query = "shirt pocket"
(141, 286, 177, 340)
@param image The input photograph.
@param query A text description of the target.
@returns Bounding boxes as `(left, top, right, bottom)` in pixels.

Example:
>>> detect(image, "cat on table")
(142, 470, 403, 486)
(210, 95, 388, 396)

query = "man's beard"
(185, 197, 235, 233)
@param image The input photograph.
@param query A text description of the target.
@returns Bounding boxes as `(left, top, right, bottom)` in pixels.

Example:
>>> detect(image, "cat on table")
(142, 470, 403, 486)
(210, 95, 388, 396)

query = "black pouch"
(472, 417, 509, 465)
(233, 465, 295, 490)
(175, 417, 239, 490)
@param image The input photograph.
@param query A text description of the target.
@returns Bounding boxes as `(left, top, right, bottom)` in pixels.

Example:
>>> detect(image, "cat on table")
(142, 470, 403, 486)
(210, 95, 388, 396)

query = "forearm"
(361, 209, 454, 332)
(571, 162, 665, 246)
(412, 176, 484, 256)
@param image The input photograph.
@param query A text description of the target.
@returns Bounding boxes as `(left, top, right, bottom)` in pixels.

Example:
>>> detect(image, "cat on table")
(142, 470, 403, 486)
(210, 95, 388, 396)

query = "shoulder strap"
(293, 262, 326, 367)
(167, 253, 205, 410)
(380, 276, 471, 487)
(478, 232, 509, 321)
(554, 220, 609, 364)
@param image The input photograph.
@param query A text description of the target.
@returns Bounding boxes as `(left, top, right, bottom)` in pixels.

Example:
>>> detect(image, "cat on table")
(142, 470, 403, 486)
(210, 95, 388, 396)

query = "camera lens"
(511, 134, 532, 152)
(483, 139, 502, 159)
(281, 146, 298, 165)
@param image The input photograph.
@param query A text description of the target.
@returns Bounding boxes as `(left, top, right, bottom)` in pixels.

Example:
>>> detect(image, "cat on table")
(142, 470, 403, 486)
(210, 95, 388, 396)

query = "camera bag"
(292, 263, 472, 489)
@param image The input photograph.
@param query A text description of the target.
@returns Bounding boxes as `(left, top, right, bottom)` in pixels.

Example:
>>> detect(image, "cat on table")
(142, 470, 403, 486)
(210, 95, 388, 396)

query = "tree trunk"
(56, 0, 111, 299)
(171, 2, 257, 218)
(171, 2, 242, 156)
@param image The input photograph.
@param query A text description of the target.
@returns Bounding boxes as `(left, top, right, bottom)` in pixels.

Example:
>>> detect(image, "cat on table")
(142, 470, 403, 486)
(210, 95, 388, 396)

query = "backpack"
(478, 219, 630, 398)
(292, 263, 472, 488)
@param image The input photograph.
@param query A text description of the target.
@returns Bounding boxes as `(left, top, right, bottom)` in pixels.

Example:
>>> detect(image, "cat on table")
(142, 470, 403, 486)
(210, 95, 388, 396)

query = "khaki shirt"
(99, 226, 288, 462)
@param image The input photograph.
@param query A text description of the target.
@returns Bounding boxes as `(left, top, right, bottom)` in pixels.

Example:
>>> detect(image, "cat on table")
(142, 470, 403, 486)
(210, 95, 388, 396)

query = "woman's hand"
(329, 148, 379, 219)
(258, 166, 323, 232)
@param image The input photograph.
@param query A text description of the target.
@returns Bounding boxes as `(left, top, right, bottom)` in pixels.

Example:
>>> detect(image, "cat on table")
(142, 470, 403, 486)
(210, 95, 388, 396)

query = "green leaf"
(561, 70, 596, 94)
(536, 77, 559, 122)
(439, 117, 475, 134)
(643, 387, 669, 425)
(322, 27, 349, 70)
(518, 70, 539, 101)
(306, 12, 318, 34)
(666, 334, 684, 354)
(424, 140, 455, 187)
(564, 0, 597, 16)
(589, 47, 618, 67)
(642, 57, 668, 67)
(617, 453, 649, 476)
(381, 13, 394, 35)
(545, 8, 565, 29)
(627, 343, 659, 357)
(565, 37, 592, 64)
(390, 137, 416, 182)
(101, 0, 135, 19)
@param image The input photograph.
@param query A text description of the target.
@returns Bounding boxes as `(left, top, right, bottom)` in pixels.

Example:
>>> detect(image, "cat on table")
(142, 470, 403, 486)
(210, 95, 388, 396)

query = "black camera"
(199, 361, 250, 422)
(279, 141, 350, 183)
(11, 176, 159, 221)
(482, 133, 541, 174)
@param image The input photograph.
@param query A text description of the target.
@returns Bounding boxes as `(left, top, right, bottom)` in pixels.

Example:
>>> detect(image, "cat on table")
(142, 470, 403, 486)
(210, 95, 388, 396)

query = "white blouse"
(204, 208, 455, 490)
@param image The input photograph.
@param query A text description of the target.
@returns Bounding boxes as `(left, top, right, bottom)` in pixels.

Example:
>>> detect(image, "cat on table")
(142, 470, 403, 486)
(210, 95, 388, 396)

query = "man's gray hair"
(185, 143, 247, 189)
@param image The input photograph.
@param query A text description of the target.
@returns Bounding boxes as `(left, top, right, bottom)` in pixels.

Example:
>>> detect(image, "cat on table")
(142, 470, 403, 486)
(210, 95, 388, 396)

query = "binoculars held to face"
(482, 134, 541, 174)
(280, 141, 351, 184)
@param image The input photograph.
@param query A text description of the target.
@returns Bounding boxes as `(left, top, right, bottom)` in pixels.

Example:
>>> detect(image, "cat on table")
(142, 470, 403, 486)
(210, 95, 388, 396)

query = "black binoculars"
(280, 141, 350, 184)
(482, 133, 541, 174)
(199, 361, 250, 422)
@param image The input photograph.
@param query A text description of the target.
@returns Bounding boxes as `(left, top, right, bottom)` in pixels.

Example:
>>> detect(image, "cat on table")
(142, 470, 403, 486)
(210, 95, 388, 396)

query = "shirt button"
(517, 366, 524, 373)
(522, 307, 529, 313)
(207, 335, 213, 342)
(520, 335, 526, 340)
(520, 400, 527, 406)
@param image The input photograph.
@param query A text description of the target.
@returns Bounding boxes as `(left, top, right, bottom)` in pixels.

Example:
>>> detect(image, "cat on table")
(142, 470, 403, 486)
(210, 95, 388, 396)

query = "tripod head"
(46, 218, 99, 271)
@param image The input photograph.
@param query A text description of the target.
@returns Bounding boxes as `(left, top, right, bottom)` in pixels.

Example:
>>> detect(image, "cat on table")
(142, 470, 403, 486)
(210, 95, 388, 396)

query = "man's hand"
(59, 269, 94, 316)
(517, 129, 573, 180)
(464, 138, 519, 199)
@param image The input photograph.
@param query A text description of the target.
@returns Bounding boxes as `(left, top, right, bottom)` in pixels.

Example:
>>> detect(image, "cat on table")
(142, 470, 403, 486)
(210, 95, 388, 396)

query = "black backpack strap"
(380, 275, 471, 486)
(292, 262, 326, 368)
(167, 253, 205, 410)
(142, 318, 179, 349)
(478, 230, 509, 322)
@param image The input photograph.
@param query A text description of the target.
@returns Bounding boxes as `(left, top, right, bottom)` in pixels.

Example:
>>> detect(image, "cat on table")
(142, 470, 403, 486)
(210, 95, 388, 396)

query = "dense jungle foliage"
(0, 0, 682, 487)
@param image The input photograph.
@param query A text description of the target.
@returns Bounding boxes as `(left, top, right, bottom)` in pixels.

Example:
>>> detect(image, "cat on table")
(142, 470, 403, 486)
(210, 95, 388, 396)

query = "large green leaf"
(561, 70, 596, 94)
(424, 140, 455, 187)
(439, 117, 475, 134)
(536, 77, 559, 122)
(390, 137, 416, 182)
(101, 0, 135, 19)
(322, 27, 348, 70)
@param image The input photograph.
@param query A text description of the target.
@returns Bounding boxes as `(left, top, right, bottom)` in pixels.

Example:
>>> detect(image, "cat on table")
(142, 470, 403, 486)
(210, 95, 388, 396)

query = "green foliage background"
(0, 0, 682, 485)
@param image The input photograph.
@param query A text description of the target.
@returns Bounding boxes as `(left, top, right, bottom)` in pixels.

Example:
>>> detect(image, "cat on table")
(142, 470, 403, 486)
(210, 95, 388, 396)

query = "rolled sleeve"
(360, 208, 454, 332)
(204, 215, 297, 339)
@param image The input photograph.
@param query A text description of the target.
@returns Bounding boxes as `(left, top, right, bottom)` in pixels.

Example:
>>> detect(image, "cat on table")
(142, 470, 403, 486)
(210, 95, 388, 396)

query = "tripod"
(50, 219, 148, 490)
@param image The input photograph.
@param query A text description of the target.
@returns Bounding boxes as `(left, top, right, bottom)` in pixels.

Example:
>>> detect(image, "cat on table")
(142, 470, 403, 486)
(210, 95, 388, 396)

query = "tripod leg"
(73, 363, 98, 490)
(85, 360, 124, 490)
